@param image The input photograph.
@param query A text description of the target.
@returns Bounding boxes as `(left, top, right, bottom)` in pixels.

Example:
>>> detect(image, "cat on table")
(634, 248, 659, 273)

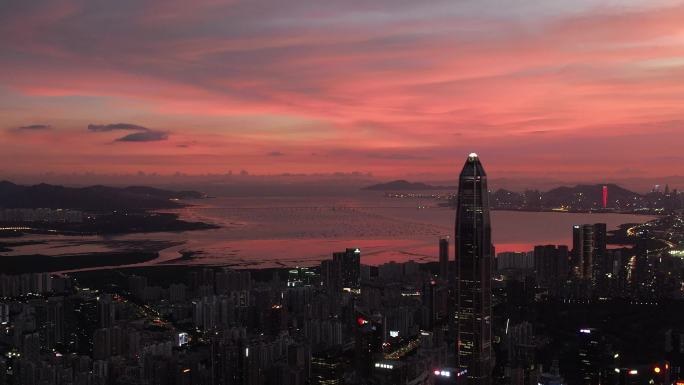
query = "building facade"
(454, 153, 493, 384)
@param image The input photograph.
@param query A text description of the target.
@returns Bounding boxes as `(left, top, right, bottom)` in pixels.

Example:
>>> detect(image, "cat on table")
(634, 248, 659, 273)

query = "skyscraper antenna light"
(468, 152, 478, 160)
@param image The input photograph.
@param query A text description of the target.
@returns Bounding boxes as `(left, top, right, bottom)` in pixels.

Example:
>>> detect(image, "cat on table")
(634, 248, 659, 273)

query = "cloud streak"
(88, 123, 150, 132)
(88, 123, 170, 142)
(12, 124, 52, 132)
(115, 131, 169, 142)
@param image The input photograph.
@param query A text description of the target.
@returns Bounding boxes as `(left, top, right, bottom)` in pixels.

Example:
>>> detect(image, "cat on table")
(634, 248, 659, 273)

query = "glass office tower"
(454, 153, 493, 385)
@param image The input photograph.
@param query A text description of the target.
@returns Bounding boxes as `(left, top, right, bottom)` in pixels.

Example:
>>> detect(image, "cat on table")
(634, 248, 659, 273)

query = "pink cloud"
(0, 1, 683, 179)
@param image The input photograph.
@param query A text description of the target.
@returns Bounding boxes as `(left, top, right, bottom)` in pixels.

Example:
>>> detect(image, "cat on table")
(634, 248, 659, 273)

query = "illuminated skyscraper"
(571, 223, 606, 283)
(333, 248, 361, 289)
(581, 225, 594, 280)
(572, 225, 583, 276)
(454, 153, 493, 384)
(572, 224, 594, 280)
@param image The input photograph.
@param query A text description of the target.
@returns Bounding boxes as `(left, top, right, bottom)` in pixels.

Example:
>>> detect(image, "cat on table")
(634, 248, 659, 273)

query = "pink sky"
(1, 1, 684, 181)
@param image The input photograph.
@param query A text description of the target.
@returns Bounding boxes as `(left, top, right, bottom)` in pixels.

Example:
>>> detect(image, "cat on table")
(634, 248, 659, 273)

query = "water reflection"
(0, 195, 656, 269)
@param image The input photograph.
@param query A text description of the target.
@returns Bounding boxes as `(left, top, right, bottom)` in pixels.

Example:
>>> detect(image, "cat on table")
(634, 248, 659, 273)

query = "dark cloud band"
(115, 131, 168, 142)
(14, 124, 51, 131)
(88, 123, 150, 132)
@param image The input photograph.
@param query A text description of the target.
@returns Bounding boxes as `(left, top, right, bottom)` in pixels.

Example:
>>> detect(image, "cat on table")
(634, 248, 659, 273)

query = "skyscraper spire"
(454, 153, 493, 384)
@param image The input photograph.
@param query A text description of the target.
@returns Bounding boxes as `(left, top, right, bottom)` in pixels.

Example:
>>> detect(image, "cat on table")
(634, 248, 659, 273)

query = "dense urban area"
(2, 156, 684, 385)
(3, 0, 683, 383)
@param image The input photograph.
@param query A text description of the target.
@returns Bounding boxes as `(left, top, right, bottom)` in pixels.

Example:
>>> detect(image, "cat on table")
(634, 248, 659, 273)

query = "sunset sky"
(2, 0, 684, 181)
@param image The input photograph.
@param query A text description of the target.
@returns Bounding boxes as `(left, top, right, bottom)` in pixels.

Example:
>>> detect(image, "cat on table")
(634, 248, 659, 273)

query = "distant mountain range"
(541, 183, 640, 207)
(363, 180, 646, 208)
(362, 179, 456, 191)
(490, 183, 643, 210)
(0, 181, 203, 210)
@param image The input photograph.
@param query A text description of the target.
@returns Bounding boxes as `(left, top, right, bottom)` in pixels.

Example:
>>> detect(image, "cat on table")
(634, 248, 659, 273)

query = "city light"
(433, 368, 467, 378)
(177, 332, 189, 347)
(670, 250, 684, 257)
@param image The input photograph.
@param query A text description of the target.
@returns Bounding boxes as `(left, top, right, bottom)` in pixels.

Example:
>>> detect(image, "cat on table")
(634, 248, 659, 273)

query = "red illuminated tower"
(602, 185, 608, 209)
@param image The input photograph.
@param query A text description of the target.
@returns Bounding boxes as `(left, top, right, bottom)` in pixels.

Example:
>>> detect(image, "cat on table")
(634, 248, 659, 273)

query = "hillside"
(541, 183, 640, 208)
(0, 181, 203, 210)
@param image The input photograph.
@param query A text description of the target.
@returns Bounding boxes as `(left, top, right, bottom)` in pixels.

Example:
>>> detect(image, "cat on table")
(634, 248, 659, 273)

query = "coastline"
(0, 212, 218, 237)
(0, 202, 661, 274)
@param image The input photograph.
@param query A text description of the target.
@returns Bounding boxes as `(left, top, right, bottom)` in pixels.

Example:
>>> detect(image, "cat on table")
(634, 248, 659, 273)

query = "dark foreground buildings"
(6, 153, 684, 385)
(454, 153, 493, 384)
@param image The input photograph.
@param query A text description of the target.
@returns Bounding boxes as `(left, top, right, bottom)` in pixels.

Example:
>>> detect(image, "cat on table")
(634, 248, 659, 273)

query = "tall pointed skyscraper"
(454, 153, 493, 384)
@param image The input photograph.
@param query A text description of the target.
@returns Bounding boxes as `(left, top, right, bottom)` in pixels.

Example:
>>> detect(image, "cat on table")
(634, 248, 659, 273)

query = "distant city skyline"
(1, 171, 683, 195)
(2, 1, 684, 179)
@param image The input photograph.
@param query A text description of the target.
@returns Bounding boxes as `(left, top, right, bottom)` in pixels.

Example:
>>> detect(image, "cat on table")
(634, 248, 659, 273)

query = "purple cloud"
(88, 123, 150, 132)
(115, 131, 168, 142)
